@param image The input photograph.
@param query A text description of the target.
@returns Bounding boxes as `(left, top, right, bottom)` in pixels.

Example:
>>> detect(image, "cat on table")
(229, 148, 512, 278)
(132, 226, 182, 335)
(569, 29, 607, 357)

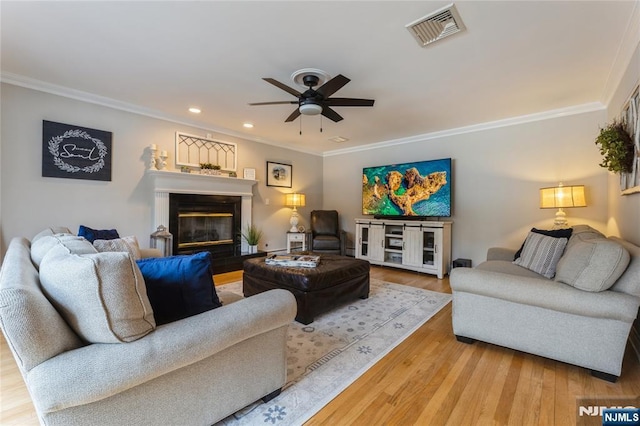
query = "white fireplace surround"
(146, 170, 257, 252)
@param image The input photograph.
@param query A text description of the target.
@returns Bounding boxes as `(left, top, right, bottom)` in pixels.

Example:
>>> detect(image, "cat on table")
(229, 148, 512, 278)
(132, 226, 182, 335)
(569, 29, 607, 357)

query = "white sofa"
(450, 225, 640, 382)
(0, 229, 297, 425)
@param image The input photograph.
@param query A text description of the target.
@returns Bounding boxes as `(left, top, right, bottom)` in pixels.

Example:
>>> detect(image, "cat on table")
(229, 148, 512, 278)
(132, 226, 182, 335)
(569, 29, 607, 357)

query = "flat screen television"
(362, 158, 451, 218)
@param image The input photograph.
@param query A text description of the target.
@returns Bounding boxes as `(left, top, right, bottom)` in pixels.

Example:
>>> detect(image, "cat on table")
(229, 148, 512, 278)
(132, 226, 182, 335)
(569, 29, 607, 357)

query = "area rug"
(216, 278, 451, 426)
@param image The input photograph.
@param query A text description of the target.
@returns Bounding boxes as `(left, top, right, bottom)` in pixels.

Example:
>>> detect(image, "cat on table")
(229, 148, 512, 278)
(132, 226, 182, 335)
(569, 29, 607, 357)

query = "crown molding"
(0, 72, 322, 156)
(323, 102, 606, 157)
(1, 72, 606, 159)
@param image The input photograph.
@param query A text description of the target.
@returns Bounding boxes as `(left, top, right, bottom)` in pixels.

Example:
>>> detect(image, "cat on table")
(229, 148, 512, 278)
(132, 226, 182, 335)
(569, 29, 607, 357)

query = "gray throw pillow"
(609, 237, 640, 297)
(513, 232, 568, 279)
(31, 226, 73, 243)
(30, 235, 94, 268)
(39, 244, 156, 343)
(566, 225, 605, 251)
(555, 237, 630, 292)
(93, 235, 142, 260)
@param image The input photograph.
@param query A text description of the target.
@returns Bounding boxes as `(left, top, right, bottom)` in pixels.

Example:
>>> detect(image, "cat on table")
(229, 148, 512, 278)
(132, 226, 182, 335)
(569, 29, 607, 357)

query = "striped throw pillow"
(513, 232, 568, 278)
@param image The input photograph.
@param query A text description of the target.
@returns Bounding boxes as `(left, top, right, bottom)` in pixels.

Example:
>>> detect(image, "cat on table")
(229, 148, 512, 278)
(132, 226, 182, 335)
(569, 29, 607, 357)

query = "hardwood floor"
(2, 266, 639, 425)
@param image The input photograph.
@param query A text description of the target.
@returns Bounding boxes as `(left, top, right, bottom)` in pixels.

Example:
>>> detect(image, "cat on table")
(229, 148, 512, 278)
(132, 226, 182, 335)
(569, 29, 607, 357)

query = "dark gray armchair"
(308, 210, 346, 255)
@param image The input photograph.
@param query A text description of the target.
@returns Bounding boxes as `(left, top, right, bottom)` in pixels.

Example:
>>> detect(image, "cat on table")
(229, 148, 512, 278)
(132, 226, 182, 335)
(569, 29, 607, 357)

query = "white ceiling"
(1, 1, 638, 156)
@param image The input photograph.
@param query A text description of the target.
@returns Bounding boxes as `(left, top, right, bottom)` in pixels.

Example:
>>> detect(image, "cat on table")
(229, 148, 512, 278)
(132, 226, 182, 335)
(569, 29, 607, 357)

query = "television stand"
(354, 218, 452, 278)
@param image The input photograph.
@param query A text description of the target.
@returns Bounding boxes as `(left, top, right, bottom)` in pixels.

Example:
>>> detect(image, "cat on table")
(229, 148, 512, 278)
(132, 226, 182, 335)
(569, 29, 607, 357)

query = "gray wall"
(0, 84, 323, 255)
(323, 109, 609, 267)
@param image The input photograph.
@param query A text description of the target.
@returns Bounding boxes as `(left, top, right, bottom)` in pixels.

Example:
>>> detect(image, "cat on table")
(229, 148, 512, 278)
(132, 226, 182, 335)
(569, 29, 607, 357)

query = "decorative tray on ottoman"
(265, 254, 320, 268)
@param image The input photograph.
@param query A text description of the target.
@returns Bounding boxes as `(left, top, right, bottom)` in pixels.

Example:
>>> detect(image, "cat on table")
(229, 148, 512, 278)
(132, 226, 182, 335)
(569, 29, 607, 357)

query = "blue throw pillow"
(136, 252, 221, 325)
(78, 225, 120, 243)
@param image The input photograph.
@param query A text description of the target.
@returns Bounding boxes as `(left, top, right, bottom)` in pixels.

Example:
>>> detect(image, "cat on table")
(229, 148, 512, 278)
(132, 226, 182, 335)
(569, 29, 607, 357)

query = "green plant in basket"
(241, 223, 263, 245)
(595, 120, 634, 174)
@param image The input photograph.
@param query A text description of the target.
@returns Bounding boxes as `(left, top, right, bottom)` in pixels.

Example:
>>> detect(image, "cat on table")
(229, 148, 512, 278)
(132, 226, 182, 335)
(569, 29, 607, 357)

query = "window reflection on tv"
(362, 158, 451, 218)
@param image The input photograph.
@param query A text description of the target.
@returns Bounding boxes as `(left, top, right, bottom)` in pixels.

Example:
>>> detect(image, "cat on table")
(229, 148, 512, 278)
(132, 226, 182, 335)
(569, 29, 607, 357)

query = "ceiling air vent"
(406, 3, 466, 47)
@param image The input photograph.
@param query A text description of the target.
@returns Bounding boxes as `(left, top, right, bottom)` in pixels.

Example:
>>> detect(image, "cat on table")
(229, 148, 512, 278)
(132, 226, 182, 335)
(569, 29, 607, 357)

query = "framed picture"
(243, 167, 256, 180)
(266, 161, 292, 187)
(42, 120, 112, 181)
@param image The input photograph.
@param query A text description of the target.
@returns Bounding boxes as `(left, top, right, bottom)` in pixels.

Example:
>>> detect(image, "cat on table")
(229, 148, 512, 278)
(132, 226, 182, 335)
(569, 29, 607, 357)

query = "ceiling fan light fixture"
(299, 103, 323, 116)
(250, 72, 374, 124)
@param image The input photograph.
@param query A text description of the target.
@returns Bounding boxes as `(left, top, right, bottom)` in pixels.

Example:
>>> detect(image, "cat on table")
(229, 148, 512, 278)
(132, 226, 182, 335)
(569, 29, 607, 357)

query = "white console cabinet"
(355, 219, 452, 279)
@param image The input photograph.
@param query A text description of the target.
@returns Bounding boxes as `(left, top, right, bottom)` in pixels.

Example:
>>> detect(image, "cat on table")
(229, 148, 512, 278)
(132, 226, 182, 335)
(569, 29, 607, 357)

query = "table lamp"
(539, 183, 586, 228)
(285, 193, 306, 232)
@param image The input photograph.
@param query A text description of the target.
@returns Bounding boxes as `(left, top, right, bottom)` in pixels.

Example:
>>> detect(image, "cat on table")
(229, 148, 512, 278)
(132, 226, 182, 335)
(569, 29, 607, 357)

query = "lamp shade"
(299, 103, 323, 116)
(539, 185, 586, 209)
(285, 193, 306, 208)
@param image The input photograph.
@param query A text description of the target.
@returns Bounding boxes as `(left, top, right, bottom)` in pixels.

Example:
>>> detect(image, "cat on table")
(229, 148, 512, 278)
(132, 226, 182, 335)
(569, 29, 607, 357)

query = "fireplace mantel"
(146, 170, 257, 250)
(146, 170, 257, 196)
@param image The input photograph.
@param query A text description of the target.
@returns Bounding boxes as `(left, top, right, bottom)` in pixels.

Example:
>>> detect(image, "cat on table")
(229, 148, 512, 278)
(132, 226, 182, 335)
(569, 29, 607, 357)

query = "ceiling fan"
(249, 72, 375, 123)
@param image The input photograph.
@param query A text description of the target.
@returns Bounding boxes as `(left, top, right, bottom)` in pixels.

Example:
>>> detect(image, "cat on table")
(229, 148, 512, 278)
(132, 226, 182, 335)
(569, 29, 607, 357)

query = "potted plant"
(241, 223, 263, 254)
(594, 120, 634, 174)
(200, 163, 212, 175)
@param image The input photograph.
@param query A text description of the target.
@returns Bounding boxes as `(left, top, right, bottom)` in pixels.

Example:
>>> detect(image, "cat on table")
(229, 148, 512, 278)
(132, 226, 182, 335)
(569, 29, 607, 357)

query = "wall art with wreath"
(620, 86, 640, 195)
(42, 120, 112, 181)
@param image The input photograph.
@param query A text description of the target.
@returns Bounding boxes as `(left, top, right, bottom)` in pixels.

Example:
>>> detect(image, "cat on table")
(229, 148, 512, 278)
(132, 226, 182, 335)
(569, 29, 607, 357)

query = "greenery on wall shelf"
(594, 120, 635, 174)
(199, 163, 221, 170)
(199, 163, 222, 176)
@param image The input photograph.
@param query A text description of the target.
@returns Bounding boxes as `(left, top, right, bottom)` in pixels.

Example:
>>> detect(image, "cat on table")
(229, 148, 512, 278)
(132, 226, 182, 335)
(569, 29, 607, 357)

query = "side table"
(286, 232, 306, 253)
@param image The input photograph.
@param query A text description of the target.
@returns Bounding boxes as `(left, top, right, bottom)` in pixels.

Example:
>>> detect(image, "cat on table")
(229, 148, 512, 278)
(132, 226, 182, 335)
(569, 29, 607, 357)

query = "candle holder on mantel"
(158, 150, 168, 170)
(148, 144, 158, 171)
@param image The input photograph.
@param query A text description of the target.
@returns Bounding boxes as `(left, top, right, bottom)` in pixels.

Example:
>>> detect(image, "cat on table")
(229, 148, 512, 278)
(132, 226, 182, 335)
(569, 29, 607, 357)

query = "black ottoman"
(243, 254, 370, 324)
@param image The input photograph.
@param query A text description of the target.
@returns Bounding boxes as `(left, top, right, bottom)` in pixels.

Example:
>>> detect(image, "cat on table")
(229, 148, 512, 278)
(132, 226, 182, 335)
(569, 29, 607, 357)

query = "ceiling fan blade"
(249, 101, 298, 106)
(316, 74, 350, 98)
(263, 78, 302, 97)
(285, 108, 301, 122)
(325, 98, 375, 107)
(321, 106, 344, 122)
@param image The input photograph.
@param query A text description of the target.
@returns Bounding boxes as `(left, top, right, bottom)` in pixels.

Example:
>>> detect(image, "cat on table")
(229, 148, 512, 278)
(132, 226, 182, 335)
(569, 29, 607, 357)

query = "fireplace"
(147, 170, 259, 272)
(169, 194, 241, 259)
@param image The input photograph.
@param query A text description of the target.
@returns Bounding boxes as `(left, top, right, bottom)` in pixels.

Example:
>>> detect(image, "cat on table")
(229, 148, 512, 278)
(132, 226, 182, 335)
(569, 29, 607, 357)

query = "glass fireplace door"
(177, 212, 234, 249)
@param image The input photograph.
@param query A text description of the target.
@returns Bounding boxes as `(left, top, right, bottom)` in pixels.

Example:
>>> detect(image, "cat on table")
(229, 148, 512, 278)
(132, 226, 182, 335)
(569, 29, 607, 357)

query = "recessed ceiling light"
(329, 136, 349, 143)
(243, 122, 254, 128)
(188, 107, 201, 114)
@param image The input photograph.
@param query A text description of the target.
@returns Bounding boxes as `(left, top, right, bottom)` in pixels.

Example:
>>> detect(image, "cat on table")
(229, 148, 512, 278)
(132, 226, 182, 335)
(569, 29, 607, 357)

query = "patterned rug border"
(216, 278, 451, 425)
